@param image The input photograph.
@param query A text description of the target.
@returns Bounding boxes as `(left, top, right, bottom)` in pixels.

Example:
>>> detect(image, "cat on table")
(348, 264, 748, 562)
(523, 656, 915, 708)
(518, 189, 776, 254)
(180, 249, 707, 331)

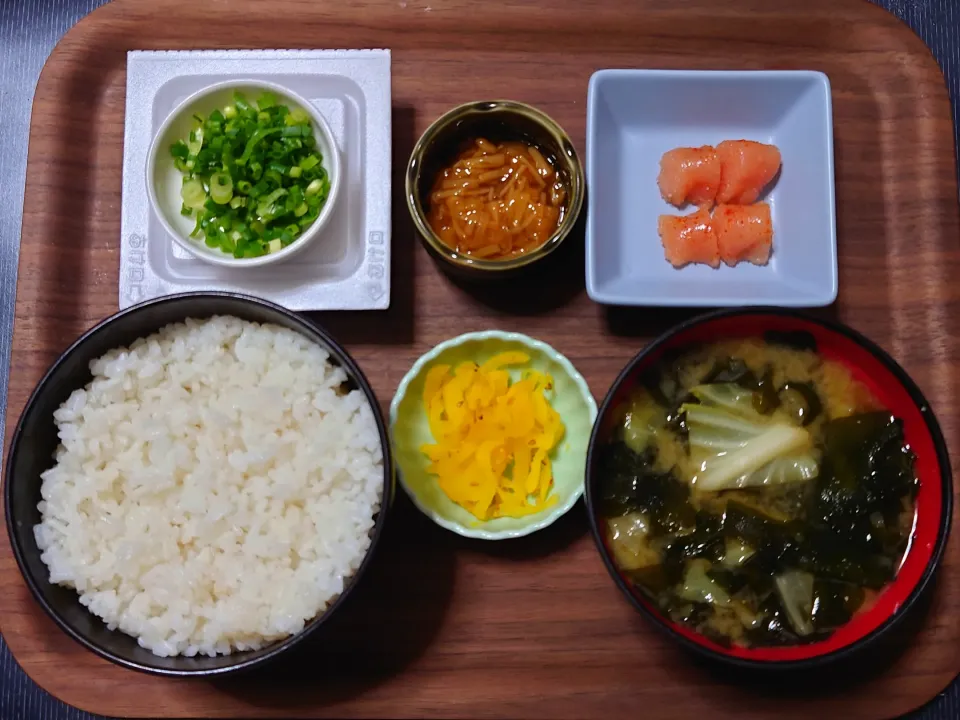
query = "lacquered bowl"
(405, 100, 585, 279)
(584, 308, 952, 670)
(4, 292, 393, 676)
(390, 331, 597, 539)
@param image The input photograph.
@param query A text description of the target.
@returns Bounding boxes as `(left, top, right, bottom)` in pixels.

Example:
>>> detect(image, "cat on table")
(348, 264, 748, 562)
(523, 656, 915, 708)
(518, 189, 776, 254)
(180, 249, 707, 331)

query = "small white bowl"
(146, 79, 342, 269)
(585, 69, 837, 307)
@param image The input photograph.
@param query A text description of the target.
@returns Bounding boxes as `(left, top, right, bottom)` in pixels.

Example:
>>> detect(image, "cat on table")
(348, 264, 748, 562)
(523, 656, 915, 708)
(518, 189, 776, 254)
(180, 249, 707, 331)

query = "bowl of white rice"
(4, 291, 393, 676)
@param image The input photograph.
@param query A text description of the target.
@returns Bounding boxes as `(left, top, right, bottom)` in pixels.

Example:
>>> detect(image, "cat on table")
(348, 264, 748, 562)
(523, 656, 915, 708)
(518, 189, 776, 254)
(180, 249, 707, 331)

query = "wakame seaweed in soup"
(598, 337, 919, 648)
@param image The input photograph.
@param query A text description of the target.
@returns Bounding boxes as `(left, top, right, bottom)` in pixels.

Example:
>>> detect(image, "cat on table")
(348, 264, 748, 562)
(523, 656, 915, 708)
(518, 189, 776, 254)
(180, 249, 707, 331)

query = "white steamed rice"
(33, 316, 384, 658)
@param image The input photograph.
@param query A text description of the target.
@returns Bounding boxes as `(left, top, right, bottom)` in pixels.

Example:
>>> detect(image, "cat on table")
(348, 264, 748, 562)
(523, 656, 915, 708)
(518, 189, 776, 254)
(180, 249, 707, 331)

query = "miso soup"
(597, 335, 918, 648)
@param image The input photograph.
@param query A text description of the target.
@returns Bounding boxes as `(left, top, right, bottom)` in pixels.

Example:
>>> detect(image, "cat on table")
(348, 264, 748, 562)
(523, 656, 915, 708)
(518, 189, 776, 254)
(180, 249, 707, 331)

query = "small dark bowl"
(584, 308, 952, 671)
(405, 100, 585, 279)
(4, 292, 394, 676)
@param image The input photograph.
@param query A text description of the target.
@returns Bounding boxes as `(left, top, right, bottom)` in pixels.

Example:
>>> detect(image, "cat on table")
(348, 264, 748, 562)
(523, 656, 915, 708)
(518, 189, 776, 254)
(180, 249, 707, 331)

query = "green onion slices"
(170, 92, 331, 259)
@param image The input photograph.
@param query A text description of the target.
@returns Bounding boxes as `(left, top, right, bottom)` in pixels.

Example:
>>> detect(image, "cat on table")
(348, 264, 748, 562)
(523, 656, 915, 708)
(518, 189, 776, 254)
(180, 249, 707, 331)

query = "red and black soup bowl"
(584, 308, 952, 670)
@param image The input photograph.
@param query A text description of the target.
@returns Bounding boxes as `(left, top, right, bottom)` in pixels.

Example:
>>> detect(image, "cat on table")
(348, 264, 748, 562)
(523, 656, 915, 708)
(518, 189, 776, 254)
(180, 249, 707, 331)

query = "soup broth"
(598, 336, 918, 648)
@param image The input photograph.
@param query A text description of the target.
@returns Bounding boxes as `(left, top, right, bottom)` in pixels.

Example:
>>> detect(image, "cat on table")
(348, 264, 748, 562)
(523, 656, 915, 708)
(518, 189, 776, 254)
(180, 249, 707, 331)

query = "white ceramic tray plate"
(120, 49, 392, 311)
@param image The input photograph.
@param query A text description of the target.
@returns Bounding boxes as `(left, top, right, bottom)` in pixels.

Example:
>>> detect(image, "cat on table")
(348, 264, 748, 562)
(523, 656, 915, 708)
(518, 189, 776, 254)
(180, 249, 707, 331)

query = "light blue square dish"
(585, 70, 837, 307)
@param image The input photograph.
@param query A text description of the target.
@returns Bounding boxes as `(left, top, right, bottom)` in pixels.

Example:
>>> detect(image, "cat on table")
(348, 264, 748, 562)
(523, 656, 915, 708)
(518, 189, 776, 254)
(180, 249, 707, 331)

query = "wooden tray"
(3, 0, 959, 717)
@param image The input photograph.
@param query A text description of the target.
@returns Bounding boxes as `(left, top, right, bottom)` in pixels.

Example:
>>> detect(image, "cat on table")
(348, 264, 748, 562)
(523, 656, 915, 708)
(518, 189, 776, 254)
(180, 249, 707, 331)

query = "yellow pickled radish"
(419, 351, 565, 521)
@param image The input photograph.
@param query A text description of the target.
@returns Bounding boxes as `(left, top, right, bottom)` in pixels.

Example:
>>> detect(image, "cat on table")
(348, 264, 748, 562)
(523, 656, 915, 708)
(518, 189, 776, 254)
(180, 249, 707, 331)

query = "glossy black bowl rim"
(4, 291, 396, 677)
(583, 306, 953, 672)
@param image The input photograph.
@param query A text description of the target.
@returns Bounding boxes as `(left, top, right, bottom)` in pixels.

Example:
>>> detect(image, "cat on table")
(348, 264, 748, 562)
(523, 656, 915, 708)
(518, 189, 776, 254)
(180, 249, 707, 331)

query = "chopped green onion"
(187, 127, 204, 155)
(209, 172, 234, 204)
(287, 107, 309, 125)
(180, 179, 207, 209)
(287, 186, 304, 208)
(264, 169, 284, 186)
(168, 92, 330, 257)
(238, 128, 283, 166)
(299, 155, 320, 171)
(256, 188, 288, 220)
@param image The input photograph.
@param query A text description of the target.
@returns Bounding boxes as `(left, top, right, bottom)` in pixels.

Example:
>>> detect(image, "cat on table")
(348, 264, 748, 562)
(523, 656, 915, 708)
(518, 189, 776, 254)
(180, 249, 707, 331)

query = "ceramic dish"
(405, 100, 585, 278)
(584, 308, 951, 670)
(4, 292, 394, 676)
(390, 331, 597, 539)
(147, 79, 342, 269)
(585, 70, 837, 307)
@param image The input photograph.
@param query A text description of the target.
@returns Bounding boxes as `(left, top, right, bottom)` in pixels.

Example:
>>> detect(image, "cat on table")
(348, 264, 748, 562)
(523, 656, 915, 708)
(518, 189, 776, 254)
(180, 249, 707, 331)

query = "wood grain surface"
(2, 0, 959, 717)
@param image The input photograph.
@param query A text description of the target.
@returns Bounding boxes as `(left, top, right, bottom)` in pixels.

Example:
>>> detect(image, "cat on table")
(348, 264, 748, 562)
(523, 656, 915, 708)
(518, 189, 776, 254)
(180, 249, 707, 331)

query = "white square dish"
(120, 50, 392, 311)
(585, 69, 837, 307)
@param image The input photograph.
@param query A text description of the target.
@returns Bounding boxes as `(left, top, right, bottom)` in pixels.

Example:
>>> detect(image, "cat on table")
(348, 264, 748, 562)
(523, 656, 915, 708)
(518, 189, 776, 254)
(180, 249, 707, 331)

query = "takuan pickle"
(427, 138, 567, 260)
(420, 352, 565, 520)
